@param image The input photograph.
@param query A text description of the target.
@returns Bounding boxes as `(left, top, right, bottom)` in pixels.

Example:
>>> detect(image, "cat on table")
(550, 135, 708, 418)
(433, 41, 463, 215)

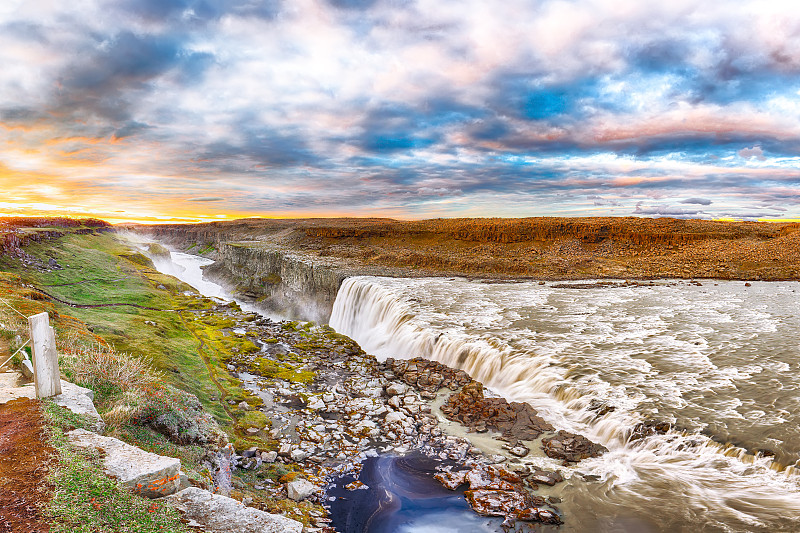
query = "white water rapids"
(330, 276, 800, 532)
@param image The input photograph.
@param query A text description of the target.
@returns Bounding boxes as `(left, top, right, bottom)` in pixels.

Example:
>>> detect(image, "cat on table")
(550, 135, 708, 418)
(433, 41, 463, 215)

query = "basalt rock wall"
(134, 225, 347, 323)
(206, 243, 346, 323)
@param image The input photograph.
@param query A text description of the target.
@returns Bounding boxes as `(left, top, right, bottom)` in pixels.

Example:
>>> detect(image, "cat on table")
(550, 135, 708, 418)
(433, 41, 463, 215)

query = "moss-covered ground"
(2, 231, 234, 423)
(0, 226, 331, 529)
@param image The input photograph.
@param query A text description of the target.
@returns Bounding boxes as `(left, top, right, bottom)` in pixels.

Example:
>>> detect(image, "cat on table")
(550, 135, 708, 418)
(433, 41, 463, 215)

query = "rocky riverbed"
(189, 298, 607, 531)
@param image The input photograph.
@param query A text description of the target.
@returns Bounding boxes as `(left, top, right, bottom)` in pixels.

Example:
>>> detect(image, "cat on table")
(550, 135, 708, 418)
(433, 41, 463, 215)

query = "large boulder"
(164, 487, 303, 533)
(286, 479, 319, 501)
(67, 429, 181, 498)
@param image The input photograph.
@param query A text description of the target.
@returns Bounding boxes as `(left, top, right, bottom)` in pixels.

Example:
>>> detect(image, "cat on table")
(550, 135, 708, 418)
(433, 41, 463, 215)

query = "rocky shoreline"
(192, 298, 608, 530)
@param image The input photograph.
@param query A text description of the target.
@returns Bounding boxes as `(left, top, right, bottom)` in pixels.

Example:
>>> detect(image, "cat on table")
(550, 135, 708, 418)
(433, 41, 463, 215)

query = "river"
(130, 230, 800, 531)
(330, 276, 800, 532)
(130, 237, 507, 532)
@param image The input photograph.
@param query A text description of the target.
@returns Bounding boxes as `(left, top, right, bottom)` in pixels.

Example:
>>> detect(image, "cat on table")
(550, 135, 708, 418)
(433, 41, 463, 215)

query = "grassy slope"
(0, 226, 328, 528)
(2, 231, 233, 423)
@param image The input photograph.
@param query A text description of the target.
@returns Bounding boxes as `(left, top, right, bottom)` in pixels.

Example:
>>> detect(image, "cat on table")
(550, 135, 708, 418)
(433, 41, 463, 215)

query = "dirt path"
(33, 286, 170, 312)
(0, 397, 54, 533)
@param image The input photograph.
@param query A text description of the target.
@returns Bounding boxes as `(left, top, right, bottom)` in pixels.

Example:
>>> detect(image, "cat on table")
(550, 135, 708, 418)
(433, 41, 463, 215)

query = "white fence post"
(28, 312, 62, 398)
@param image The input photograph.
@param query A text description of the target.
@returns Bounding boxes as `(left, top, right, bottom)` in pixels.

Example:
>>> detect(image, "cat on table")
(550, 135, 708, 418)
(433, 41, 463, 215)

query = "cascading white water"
(330, 276, 800, 532)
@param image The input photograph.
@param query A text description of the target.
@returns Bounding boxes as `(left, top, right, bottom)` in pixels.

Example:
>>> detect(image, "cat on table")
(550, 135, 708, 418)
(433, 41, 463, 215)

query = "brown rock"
(541, 430, 607, 462)
(441, 380, 553, 441)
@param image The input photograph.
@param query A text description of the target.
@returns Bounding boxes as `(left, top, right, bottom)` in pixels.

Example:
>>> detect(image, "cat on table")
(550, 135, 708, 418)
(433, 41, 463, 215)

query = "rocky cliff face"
(205, 243, 346, 323)
(132, 217, 800, 316)
(135, 225, 347, 323)
(1, 218, 111, 259)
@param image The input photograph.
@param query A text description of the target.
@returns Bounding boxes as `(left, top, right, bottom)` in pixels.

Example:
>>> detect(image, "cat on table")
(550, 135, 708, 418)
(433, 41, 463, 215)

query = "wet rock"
(464, 465, 521, 490)
(541, 430, 607, 462)
(464, 489, 526, 517)
(530, 470, 563, 486)
(344, 480, 368, 491)
(515, 507, 562, 524)
(383, 358, 471, 392)
(630, 420, 672, 441)
(441, 381, 554, 441)
(588, 398, 616, 417)
(507, 444, 529, 457)
(433, 470, 467, 490)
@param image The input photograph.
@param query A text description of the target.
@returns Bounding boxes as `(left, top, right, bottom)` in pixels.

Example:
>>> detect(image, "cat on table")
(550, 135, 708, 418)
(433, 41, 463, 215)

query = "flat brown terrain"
(0, 397, 54, 533)
(140, 217, 800, 280)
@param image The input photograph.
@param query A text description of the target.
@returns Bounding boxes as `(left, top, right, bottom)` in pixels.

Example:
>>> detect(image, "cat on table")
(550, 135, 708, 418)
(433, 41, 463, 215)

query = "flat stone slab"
(67, 429, 181, 498)
(0, 371, 35, 404)
(52, 381, 105, 433)
(0, 376, 105, 432)
(164, 487, 303, 533)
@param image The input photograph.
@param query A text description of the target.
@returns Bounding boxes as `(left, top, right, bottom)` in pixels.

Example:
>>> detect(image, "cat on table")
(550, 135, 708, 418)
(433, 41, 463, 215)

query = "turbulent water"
(330, 276, 800, 532)
(123, 233, 268, 317)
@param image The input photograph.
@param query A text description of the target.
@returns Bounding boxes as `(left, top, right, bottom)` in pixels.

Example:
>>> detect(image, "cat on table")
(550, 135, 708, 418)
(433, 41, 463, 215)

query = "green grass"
(42, 400, 96, 432)
(43, 411, 188, 533)
(9, 232, 231, 424)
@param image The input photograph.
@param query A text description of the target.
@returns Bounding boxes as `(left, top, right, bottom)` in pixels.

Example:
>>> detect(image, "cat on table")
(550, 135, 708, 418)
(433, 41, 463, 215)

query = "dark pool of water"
(326, 453, 504, 533)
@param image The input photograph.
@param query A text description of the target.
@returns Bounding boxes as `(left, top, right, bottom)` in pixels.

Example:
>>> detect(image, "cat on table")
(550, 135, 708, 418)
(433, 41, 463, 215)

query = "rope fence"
(0, 296, 28, 318)
(0, 296, 32, 370)
(0, 338, 29, 369)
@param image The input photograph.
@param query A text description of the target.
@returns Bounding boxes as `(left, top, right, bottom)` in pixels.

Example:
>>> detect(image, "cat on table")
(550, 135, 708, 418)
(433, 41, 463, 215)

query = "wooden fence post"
(28, 312, 62, 398)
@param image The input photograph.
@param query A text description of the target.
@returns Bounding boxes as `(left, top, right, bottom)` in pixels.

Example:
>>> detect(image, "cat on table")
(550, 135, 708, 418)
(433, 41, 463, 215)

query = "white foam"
(330, 276, 800, 529)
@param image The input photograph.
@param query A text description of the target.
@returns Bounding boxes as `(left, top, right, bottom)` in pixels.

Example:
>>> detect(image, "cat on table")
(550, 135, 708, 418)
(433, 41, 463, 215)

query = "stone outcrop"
(67, 429, 181, 498)
(204, 243, 346, 323)
(286, 479, 319, 501)
(164, 487, 303, 533)
(440, 380, 554, 442)
(52, 381, 105, 433)
(541, 430, 608, 462)
(435, 464, 562, 524)
(383, 357, 472, 398)
(133, 223, 347, 322)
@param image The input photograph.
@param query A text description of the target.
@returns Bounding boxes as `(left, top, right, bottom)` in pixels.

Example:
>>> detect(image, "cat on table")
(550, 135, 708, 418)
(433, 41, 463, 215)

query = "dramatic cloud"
(682, 198, 713, 206)
(1, 0, 800, 222)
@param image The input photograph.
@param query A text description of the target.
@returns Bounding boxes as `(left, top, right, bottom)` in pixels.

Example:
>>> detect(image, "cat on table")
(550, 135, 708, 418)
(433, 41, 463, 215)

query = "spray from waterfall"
(330, 276, 800, 531)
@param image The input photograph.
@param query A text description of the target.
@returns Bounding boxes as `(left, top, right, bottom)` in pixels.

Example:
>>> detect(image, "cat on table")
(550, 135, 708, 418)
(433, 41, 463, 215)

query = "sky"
(2, 0, 800, 223)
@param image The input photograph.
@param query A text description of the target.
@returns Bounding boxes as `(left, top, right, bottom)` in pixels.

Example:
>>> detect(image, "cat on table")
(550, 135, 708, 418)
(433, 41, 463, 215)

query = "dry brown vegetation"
(139, 217, 800, 280)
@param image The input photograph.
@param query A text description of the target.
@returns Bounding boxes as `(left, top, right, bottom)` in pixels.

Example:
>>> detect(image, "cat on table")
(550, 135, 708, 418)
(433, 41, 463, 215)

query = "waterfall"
(330, 276, 638, 444)
(330, 276, 800, 531)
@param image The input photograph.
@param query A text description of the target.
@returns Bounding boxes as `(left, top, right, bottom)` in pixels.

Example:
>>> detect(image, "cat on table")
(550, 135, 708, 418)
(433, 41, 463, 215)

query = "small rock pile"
(435, 464, 561, 525)
(541, 430, 608, 462)
(440, 381, 554, 452)
(382, 357, 472, 398)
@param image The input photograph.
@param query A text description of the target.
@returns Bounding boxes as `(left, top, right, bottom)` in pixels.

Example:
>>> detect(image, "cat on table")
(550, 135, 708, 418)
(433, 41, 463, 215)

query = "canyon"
(133, 217, 800, 322)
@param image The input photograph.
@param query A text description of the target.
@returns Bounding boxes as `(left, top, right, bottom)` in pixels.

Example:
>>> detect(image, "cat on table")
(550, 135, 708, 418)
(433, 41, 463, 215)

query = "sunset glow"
(2, 1, 800, 222)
